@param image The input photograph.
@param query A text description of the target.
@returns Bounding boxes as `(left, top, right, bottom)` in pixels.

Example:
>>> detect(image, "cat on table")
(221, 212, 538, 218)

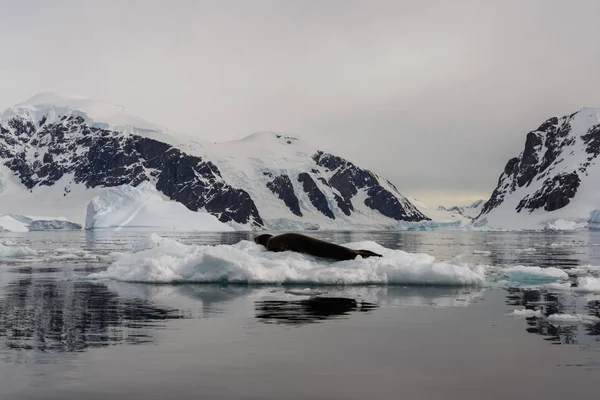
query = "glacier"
(85, 182, 235, 232)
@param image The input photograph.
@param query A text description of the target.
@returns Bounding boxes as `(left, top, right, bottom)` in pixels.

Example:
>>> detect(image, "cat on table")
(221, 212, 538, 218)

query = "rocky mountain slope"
(475, 108, 600, 229)
(0, 93, 427, 230)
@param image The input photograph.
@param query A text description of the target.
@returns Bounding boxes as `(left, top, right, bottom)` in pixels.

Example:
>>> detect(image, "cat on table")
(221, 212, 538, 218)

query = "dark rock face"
(582, 124, 600, 158)
(313, 151, 428, 222)
(265, 174, 302, 217)
(1, 108, 425, 227)
(297, 173, 334, 219)
(0, 115, 263, 227)
(478, 111, 596, 220)
(516, 172, 581, 213)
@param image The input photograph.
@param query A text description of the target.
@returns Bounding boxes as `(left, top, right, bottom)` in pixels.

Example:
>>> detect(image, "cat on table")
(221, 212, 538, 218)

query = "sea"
(1, 230, 599, 400)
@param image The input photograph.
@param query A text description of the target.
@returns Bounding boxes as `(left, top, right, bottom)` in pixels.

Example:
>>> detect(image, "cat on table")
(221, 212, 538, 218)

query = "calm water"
(1, 230, 600, 400)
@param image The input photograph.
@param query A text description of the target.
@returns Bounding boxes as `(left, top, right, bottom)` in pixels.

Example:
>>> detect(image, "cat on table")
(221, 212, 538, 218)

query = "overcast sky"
(2, 0, 600, 206)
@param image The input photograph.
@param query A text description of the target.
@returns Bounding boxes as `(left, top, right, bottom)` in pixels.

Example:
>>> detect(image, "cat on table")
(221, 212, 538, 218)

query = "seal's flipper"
(355, 249, 382, 258)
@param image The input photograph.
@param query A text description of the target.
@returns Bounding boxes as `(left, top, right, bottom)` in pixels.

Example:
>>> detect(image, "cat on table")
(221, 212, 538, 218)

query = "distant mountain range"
(438, 200, 485, 220)
(0, 93, 428, 230)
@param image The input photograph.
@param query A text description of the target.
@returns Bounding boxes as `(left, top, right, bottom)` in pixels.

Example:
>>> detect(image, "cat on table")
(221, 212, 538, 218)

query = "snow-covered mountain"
(438, 200, 485, 221)
(0, 93, 427, 230)
(475, 108, 600, 229)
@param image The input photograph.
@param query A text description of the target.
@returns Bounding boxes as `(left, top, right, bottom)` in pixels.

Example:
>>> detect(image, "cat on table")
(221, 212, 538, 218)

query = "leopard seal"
(253, 233, 382, 261)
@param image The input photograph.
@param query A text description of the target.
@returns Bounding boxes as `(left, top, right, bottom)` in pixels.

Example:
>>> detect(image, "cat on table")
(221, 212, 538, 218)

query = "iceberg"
(543, 219, 587, 231)
(501, 265, 569, 284)
(85, 182, 235, 232)
(0, 214, 81, 232)
(87, 234, 486, 286)
(588, 209, 600, 230)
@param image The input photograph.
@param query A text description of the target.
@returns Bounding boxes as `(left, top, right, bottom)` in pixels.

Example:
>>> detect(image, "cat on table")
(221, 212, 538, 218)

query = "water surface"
(1, 230, 600, 399)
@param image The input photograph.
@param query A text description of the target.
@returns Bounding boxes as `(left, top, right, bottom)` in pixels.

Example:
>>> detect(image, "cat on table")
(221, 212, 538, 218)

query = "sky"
(2, 0, 600, 206)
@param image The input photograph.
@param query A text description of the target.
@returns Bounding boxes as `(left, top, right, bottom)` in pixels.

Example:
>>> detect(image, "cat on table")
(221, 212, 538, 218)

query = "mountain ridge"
(475, 107, 600, 229)
(0, 93, 427, 230)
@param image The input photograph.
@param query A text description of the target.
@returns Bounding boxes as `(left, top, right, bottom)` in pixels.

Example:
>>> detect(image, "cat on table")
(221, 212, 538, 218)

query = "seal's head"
(254, 234, 273, 247)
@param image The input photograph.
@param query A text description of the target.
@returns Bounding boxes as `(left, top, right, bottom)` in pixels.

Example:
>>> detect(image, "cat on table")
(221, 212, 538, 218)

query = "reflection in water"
(255, 297, 378, 325)
(0, 278, 189, 356)
(506, 287, 600, 346)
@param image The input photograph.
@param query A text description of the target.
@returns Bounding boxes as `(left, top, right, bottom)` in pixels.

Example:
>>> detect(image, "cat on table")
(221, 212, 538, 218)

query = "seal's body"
(254, 233, 382, 261)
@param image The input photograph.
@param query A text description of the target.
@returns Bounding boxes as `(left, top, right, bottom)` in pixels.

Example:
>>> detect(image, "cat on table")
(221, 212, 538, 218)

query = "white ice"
(0, 215, 28, 232)
(508, 308, 543, 318)
(575, 277, 600, 292)
(544, 219, 588, 231)
(501, 265, 569, 283)
(547, 313, 600, 326)
(87, 234, 487, 286)
(0, 242, 37, 258)
(85, 182, 235, 232)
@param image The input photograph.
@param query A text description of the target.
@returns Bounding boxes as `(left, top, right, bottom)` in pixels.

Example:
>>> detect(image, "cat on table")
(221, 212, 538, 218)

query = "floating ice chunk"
(1, 240, 18, 246)
(544, 219, 587, 231)
(515, 248, 536, 253)
(547, 313, 600, 326)
(0, 243, 37, 258)
(575, 277, 600, 293)
(284, 288, 328, 296)
(542, 282, 573, 291)
(508, 308, 543, 318)
(502, 266, 569, 284)
(472, 250, 491, 255)
(550, 242, 578, 248)
(87, 235, 487, 286)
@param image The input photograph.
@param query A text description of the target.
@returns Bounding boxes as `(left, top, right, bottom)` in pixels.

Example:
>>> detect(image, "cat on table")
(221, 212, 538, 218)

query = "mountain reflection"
(255, 297, 378, 325)
(0, 278, 189, 353)
(506, 287, 600, 346)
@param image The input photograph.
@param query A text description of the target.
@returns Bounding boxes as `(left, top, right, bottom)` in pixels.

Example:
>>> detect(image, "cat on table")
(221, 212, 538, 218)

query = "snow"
(0, 166, 106, 226)
(2, 92, 181, 145)
(437, 200, 485, 220)
(407, 197, 472, 224)
(502, 266, 569, 284)
(87, 234, 487, 285)
(475, 108, 600, 230)
(181, 131, 423, 230)
(1, 94, 426, 231)
(0, 242, 37, 259)
(544, 219, 588, 231)
(508, 308, 543, 318)
(547, 313, 600, 326)
(0, 215, 29, 232)
(85, 182, 235, 232)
